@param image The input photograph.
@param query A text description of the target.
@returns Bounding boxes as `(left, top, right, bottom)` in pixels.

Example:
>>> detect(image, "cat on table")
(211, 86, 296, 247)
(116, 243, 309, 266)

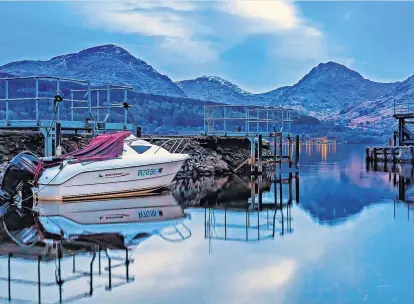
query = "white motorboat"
(0, 131, 189, 207)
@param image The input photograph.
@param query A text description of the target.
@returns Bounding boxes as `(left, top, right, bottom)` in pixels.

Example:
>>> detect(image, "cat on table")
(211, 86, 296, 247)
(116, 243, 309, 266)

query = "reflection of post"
(38, 256, 41, 304)
(295, 135, 300, 168)
(399, 176, 406, 201)
(295, 172, 300, 203)
(258, 135, 263, 173)
(288, 173, 293, 204)
(279, 133, 283, 168)
(8, 254, 11, 302)
(89, 252, 96, 295)
(258, 176, 263, 211)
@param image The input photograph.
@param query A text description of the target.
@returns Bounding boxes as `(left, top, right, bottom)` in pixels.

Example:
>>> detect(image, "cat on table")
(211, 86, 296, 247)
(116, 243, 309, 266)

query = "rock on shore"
(0, 131, 271, 177)
(148, 136, 272, 178)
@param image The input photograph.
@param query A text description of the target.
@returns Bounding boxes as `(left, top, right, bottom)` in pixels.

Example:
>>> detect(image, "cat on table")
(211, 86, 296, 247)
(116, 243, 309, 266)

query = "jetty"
(0, 76, 135, 156)
(366, 98, 414, 164)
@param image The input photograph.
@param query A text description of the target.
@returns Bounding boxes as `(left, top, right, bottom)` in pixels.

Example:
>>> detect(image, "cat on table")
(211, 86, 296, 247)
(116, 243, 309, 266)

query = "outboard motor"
(0, 151, 40, 213)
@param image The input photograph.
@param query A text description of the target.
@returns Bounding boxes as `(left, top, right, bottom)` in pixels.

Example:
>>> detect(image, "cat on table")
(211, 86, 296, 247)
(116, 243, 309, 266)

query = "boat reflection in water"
(200, 172, 299, 248)
(0, 192, 191, 303)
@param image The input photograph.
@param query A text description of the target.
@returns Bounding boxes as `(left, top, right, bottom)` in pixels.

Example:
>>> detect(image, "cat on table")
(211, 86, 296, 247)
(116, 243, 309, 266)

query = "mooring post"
(295, 135, 300, 167)
(279, 133, 283, 168)
(258, 134, 263, 174)
(250, 137, 256, 173)
(399, 119, 404, 146)
(288, 173, 293, 204)
(295, 172, 300, 203)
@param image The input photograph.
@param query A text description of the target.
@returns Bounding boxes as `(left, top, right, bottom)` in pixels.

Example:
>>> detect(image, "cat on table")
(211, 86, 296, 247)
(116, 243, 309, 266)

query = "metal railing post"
(123, 88, 128, 127)
(35, 78, 39, 123)
(106, 85, 110, 119)
(88, 81, 92, 117)
(70, 91, 74, 121)
(56, 78, 60, 121)
(224, 107, 227, 134)
(97, 91, 100, 121)
(5, 79, 9, 125)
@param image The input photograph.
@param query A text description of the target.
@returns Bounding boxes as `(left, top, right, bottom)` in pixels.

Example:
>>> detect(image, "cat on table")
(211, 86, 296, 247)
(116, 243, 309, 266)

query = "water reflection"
(202, 173, 299, 248)
(0, 192, 191, 303)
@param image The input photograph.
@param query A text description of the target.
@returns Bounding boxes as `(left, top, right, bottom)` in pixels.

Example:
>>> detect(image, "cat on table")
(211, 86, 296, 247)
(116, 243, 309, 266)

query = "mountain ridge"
(0, 44, 410, 126)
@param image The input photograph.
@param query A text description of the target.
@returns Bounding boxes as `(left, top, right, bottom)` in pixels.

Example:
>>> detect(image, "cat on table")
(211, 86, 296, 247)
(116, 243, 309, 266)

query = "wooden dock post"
(250, 137, 255, 173)
(279, 133, 283, 168)
(258, 135, 263, 174)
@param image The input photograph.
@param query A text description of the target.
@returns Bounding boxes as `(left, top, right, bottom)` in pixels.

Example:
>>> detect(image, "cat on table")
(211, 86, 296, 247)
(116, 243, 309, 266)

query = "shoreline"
(0, 131, 272, 178)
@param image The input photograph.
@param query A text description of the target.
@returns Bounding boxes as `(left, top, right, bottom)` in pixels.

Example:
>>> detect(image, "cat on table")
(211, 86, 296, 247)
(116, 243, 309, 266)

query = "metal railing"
(394, 98, 414, 116)
(203, 105, 296, 136)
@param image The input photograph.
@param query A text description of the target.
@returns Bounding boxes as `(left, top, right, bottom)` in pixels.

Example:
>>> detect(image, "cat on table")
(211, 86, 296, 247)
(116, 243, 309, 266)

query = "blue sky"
(0, 1, 413, 93)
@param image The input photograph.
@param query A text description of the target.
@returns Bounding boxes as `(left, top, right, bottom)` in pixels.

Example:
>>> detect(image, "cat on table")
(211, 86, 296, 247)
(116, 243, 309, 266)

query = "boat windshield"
(131, 145, 151, 154)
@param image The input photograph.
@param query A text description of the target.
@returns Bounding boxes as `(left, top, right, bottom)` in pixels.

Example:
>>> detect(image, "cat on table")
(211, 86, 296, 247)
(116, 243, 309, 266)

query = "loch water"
(1, 144, 414, 304)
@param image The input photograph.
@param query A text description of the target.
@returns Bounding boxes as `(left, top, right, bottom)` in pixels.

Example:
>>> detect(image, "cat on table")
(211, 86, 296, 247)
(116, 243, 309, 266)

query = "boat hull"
(34, 159, 185, 202)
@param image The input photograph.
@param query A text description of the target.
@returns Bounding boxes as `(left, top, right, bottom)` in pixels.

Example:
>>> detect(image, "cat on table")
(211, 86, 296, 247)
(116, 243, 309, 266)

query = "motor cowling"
(0, 151, 40, 208)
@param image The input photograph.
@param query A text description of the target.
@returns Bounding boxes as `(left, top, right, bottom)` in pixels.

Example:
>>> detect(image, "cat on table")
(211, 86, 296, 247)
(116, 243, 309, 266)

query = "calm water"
(2, 144, 414, 304)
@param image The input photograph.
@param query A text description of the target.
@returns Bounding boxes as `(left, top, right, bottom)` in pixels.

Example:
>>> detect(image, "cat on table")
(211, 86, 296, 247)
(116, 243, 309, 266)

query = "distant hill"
(177, 62, 399, 119)
(176, 76, 255, 104)
(0, 44, 185, 97)
(0, 44, 410, 141)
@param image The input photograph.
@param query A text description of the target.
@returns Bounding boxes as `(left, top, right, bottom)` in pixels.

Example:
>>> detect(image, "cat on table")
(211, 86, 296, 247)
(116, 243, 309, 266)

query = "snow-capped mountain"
(0, 44, 408, 129)
(260, 62, 398, 118)
(0, 44, 185, 97)
(177, 62, 399, 119)
(176, 76, 254, 104)
(329, 76, 414, 130)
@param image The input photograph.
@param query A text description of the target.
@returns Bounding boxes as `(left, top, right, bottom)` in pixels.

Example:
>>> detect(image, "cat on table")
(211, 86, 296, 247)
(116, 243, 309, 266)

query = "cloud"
(75, 1, 218, 64)
(72, 0, 350, 87)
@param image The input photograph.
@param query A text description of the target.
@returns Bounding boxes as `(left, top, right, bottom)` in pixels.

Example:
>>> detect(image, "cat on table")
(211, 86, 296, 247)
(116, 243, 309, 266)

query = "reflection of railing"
(203, 172, 299, 247)
(0, 241, 134, 303)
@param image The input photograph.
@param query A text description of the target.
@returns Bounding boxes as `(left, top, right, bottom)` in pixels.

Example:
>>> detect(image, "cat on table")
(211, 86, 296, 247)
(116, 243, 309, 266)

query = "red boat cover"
(34, 131, 132, 184)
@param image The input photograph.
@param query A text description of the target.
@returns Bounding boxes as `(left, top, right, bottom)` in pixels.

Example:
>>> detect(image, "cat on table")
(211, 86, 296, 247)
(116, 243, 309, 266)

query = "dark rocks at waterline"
(149, 136, 272, 178)
(0, 132, 270, 177)
(0, 131, 92, 162)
